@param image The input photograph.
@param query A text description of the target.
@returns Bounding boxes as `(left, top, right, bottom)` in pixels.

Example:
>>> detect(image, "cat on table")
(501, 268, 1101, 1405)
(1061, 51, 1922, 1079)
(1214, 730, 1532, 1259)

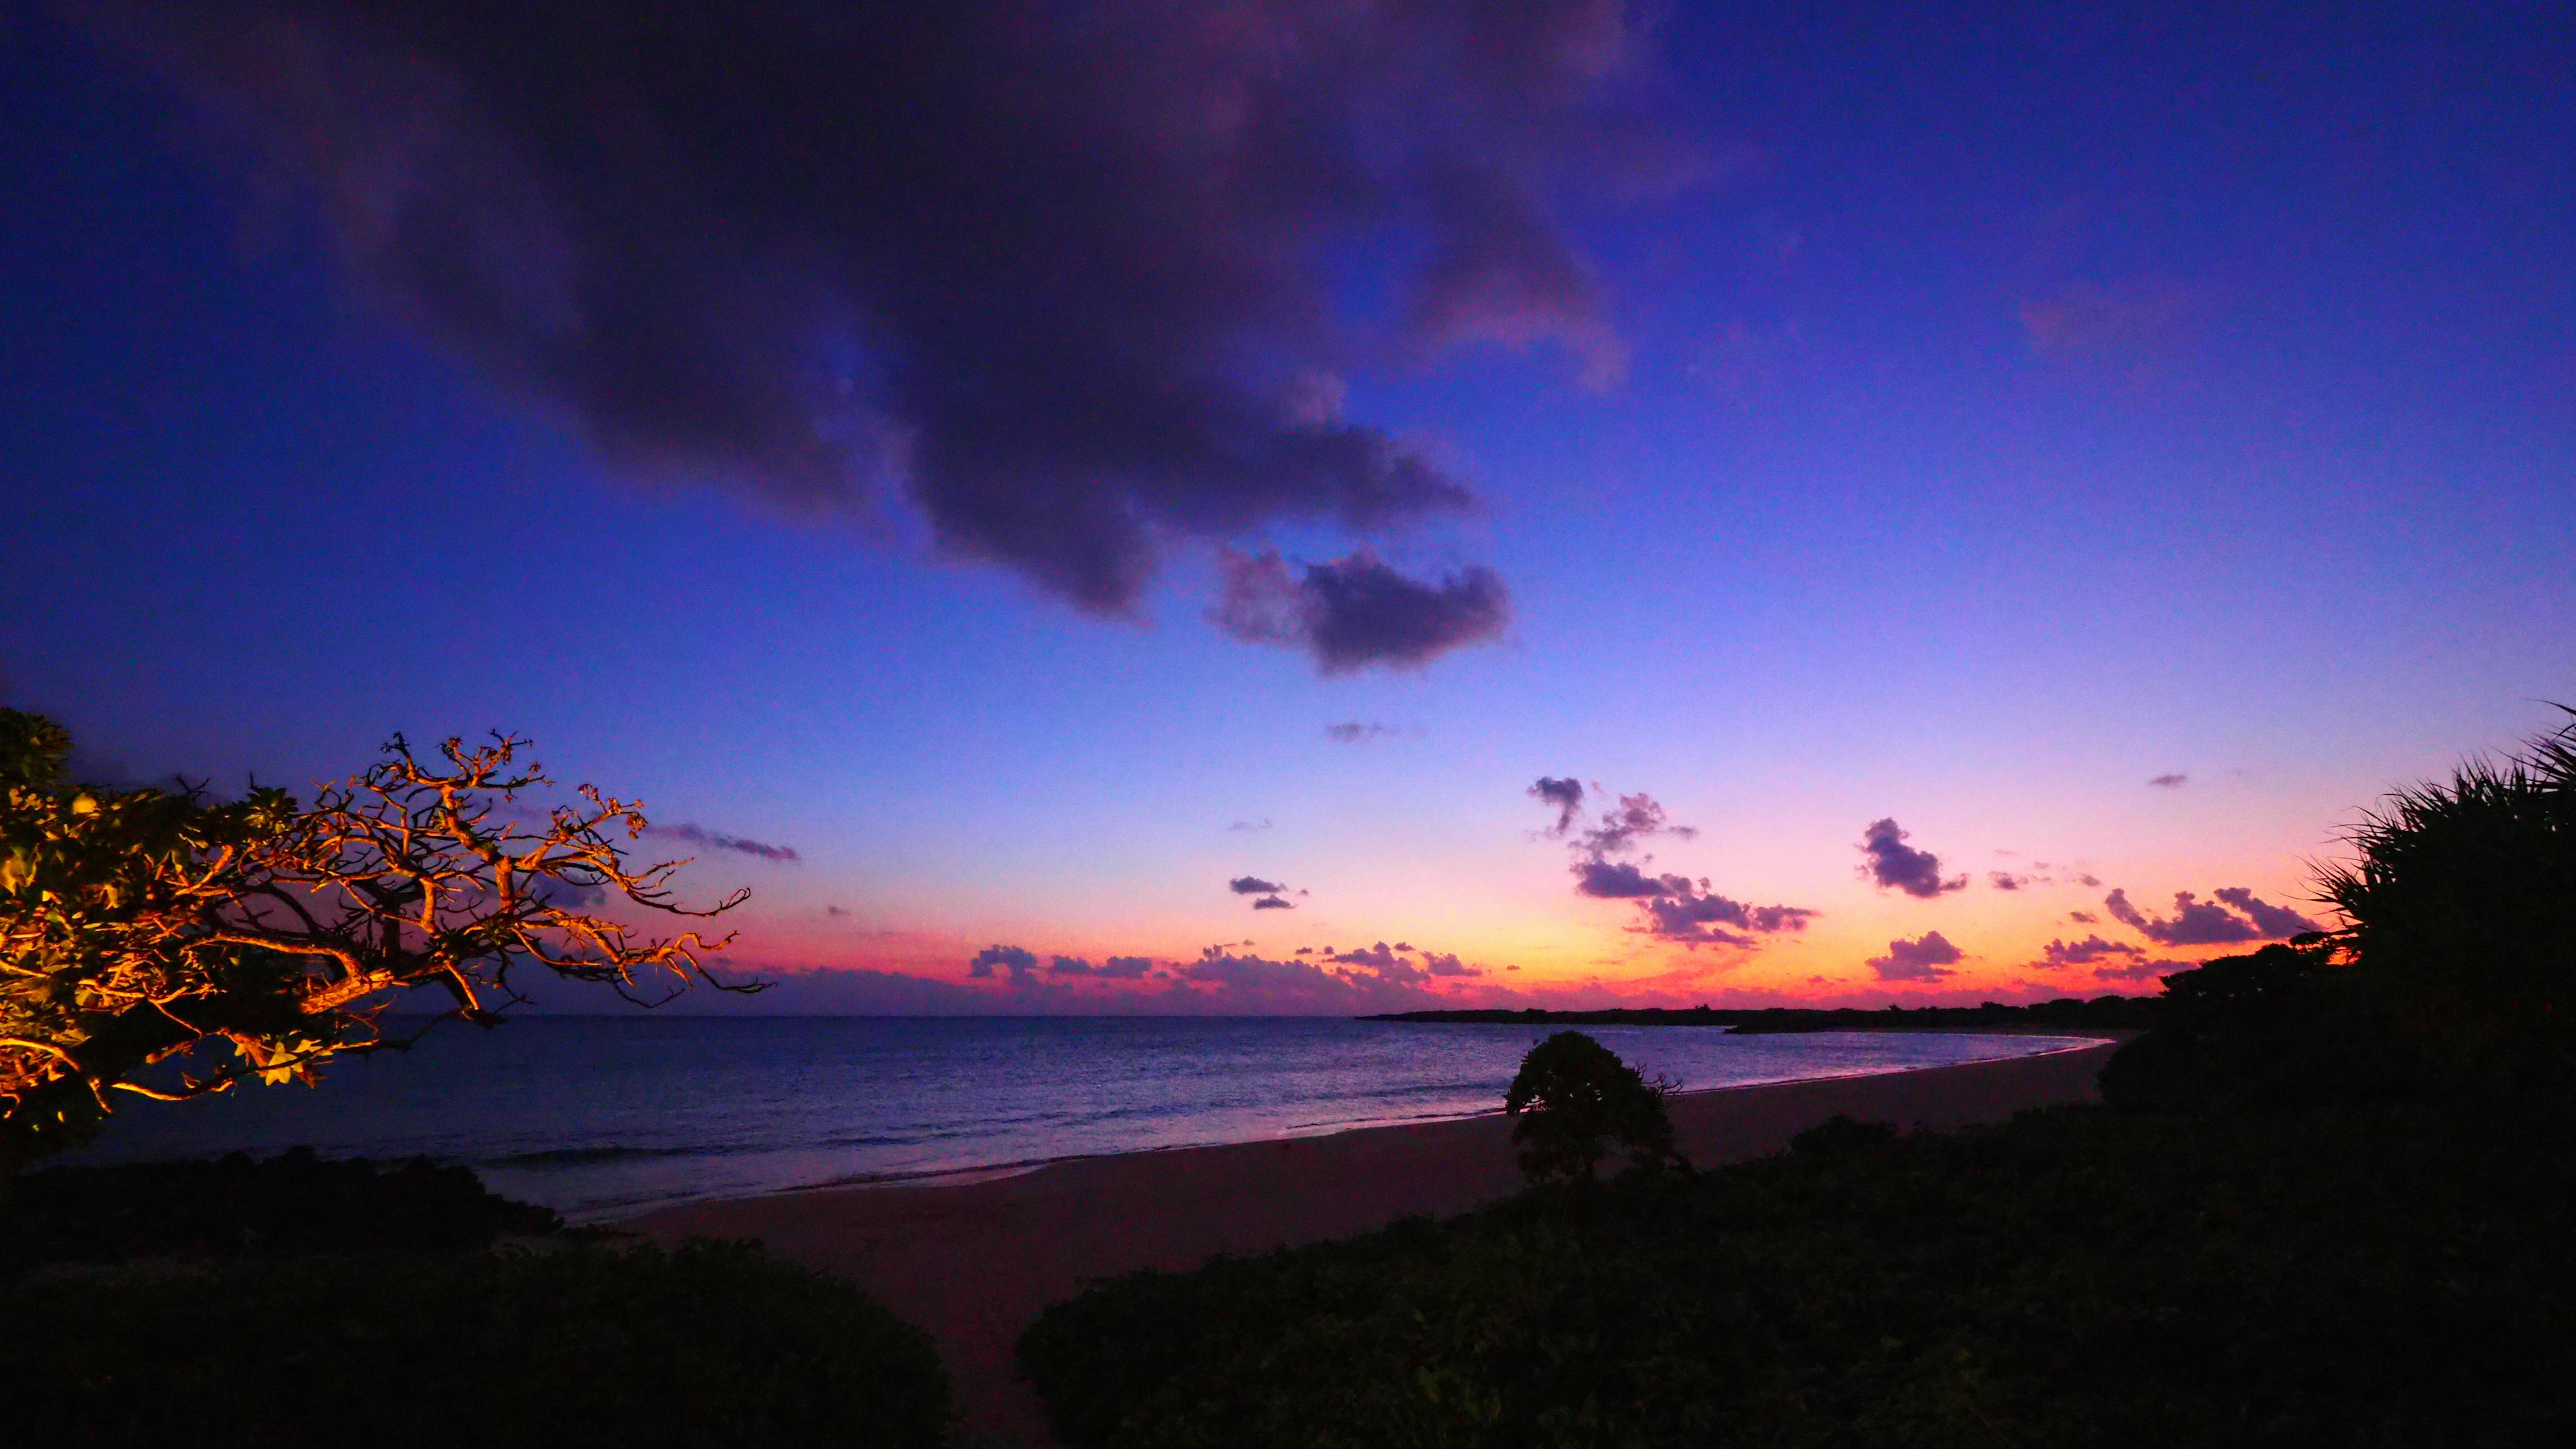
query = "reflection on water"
(64, 1017, 2087, 1220)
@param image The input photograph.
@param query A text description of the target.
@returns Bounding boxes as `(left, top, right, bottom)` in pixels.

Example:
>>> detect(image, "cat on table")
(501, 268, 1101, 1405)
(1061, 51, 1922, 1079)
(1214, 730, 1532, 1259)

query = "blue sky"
(3, 3, 2569, 1009)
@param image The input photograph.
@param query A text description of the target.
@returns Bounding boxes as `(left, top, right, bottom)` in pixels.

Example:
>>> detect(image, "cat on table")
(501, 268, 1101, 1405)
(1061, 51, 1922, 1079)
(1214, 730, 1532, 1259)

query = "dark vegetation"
(0, 709, 753, 1174)
(1026, 718, 2576, 1446)
(1, 714, 947, 1445)
(1504, 1029, 1682, 1183)
(1371, 995, 2160, 1031)
(1, 1151, 954, 1448)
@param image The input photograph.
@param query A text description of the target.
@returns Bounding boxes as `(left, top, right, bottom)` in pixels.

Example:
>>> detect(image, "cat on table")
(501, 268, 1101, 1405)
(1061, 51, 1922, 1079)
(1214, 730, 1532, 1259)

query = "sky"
(3, 2, 2571, 1014)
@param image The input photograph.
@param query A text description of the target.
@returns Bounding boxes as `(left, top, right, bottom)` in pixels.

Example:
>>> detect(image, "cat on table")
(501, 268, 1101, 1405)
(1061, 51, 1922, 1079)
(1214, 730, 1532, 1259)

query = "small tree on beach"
(0, 710, 755, 1173)
(1504, 1030, 1683, 1184)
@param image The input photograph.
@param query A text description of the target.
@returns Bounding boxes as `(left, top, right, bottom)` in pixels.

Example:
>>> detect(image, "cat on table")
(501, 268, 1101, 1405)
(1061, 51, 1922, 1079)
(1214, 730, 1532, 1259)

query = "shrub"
(7, 1239, 953, 1449)
(1502, 1030, 1682, 1184)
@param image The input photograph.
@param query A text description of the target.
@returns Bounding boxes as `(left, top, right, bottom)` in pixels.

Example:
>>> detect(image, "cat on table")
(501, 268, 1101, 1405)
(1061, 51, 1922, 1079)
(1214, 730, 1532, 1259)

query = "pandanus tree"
(0, 710, 755, 1173)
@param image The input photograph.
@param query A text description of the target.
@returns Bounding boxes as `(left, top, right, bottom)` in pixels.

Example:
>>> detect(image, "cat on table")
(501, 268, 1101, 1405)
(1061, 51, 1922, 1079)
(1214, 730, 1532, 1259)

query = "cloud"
(1212, 548, 1509, 673)
(2037, 934, 2143, 967)
(2212, 887, 2322, 938)
(824, 905, 851, 918)
(1226, 818, 1273, 833)
(2021, 278, 2200, 372)
(1857, 818, 1967, 898)
(2067, 910, 2098, 924)
(1866, 931, 1964, 981)
(2072, 873, 2103, 888)
(967, 944, 1040, 985)
(2148, 772, 2189, 788)
(99, 3, 1682, 639)
(1049, 954, 1155, 979)
(1528, 776, 1587, 836)
(2103, 887, 2320, 947)
(1572, 857, 1670, 899)
(1251, 895, 1297, 910)
(1542, 781, 1810, 951)
(1324, 720, 1403, 744)
(2094, 957, 2194, 984)
(1421, 952, 1483, 978)
(657, 822, 800, 863)
(1228, 875, 1287, 896)
(1640, 885, 1815, 947)
(1988, 870, 2027, 892)
(1579, 792, 1696, 857)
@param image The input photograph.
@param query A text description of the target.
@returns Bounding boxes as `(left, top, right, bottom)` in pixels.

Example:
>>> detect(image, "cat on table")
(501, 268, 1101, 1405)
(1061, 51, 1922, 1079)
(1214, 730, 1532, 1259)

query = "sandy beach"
(633, 1036, 2118, 1445)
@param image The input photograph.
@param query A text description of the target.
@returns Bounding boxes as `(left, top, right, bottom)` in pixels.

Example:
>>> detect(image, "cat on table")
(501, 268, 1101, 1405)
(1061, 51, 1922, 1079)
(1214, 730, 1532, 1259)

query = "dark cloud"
(88, 3, 1684, 647)
(657, 822, 800, 863)
(2148, 772, 2189, 789)
(2094, 957, 2194, 984)
(1857, 818, 1966, 898)
(1049, 954, 1155, 979)
(1543, 781, 1809, 951)
(967, 944, 1040, 985)
(2072, 873, 2104, 888)
(1988, 871, 2027, 892)
(1251, 894, 1297, 910)
(1228, 875, 1288, 896)
(2104, 887, 2320, 947)
(824, 905, 851, 918)
(2214, 888, 2322, 938)
(2067, 910, 2099, 924)
(1213, 548, 1509, 673)
(1226, 817, 1273, 833)
(1578, 792, 1696, 857)
(1421, 952, 1483, 978)
(1528, 776, 1587, 836)
(1867, 931, 1964, 982)
(1641, 885, 1815, 948)
(2038, 934, 2143, 967)
(1572, 858, 1670, 899)
(1323, 720, 1403, 744)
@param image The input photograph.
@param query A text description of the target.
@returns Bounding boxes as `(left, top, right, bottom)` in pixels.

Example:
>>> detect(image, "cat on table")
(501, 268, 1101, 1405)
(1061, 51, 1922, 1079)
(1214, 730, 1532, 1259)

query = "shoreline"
(631, 1034, 2122, 1447)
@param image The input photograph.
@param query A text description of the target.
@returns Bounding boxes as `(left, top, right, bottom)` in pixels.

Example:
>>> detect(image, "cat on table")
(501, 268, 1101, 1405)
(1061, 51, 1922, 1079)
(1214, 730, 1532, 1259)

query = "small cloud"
(2067, 910, 2099, 924)
(1527, 776, 1586, 836)
(824, 905, 851, 918)
(2072, 873, 2103, 888)
(1580, 792, 1695, 857)
(1324, 721, 1405, 744)
(2094, 958, 2193, 983)
(1988, 871, 2027, 892)
(2147, 772, 2188, 789)
(968, 944, 1040, 985)
(1866, 931, 1964, 981)
(2037, 934, 2143, 967)
(2021, 277, 2201, 373)
(1213, 547, 1508, 674)
(658, 822, 801, 863)
(1226, 818, 1273, 833)
(1252, 895, 1296, 910)
(1229, 875, 1288, 896)
(1858, 818, 1967, 898)
(1049, 954, 1155, 979)
(1421, 952, 1482, 978)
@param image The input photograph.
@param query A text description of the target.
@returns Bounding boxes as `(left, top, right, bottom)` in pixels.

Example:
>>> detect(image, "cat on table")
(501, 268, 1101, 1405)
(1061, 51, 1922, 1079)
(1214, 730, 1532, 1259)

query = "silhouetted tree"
(1503, 1030, 1682, 1184)
(1, 710, 755, 1172)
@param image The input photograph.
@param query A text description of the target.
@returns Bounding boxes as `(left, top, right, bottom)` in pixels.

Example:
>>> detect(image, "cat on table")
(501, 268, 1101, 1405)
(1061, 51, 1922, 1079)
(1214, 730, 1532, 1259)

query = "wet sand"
(631, 1036, 2120, 1446)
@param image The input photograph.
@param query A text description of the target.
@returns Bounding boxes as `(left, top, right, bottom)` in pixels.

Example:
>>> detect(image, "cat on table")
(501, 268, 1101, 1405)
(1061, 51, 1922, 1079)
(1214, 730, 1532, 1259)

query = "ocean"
(62, 1017, 2090, 1220)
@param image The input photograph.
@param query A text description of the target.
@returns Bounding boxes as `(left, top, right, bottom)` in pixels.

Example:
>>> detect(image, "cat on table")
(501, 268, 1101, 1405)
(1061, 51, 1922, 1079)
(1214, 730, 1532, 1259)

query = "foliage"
(1502, 1030, 1682, 1184)
(2315, 710, 2576, 1090)
(1020, 1097, 2576, 1448)
(1, 1147, 559, 1274)
(5, 1238, 953, 1449)
(1, 710, 755, 1169)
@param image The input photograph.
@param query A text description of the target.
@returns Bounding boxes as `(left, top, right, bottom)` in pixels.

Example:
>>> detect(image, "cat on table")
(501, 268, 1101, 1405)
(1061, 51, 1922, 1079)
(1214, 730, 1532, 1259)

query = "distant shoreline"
(1364, 999, 2157, 1032)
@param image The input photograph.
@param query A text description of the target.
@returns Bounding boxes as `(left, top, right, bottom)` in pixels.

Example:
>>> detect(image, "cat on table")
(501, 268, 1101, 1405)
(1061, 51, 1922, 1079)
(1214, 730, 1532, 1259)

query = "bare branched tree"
(1, 710, 757, 1169)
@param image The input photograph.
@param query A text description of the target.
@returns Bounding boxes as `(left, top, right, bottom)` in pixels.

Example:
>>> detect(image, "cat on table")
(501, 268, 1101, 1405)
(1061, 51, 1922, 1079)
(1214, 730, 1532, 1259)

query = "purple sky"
(3, 3, 2570, 1011)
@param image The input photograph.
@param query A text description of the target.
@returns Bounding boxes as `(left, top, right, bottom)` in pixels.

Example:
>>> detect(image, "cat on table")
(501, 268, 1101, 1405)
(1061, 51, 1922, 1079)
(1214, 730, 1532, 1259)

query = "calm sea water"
(63, 1018, 2088, 1220)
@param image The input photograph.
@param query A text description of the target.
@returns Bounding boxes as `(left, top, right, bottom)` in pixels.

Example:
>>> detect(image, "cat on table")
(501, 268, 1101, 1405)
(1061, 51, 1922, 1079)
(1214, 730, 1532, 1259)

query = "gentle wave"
(62, 1017, 2092, 1221)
